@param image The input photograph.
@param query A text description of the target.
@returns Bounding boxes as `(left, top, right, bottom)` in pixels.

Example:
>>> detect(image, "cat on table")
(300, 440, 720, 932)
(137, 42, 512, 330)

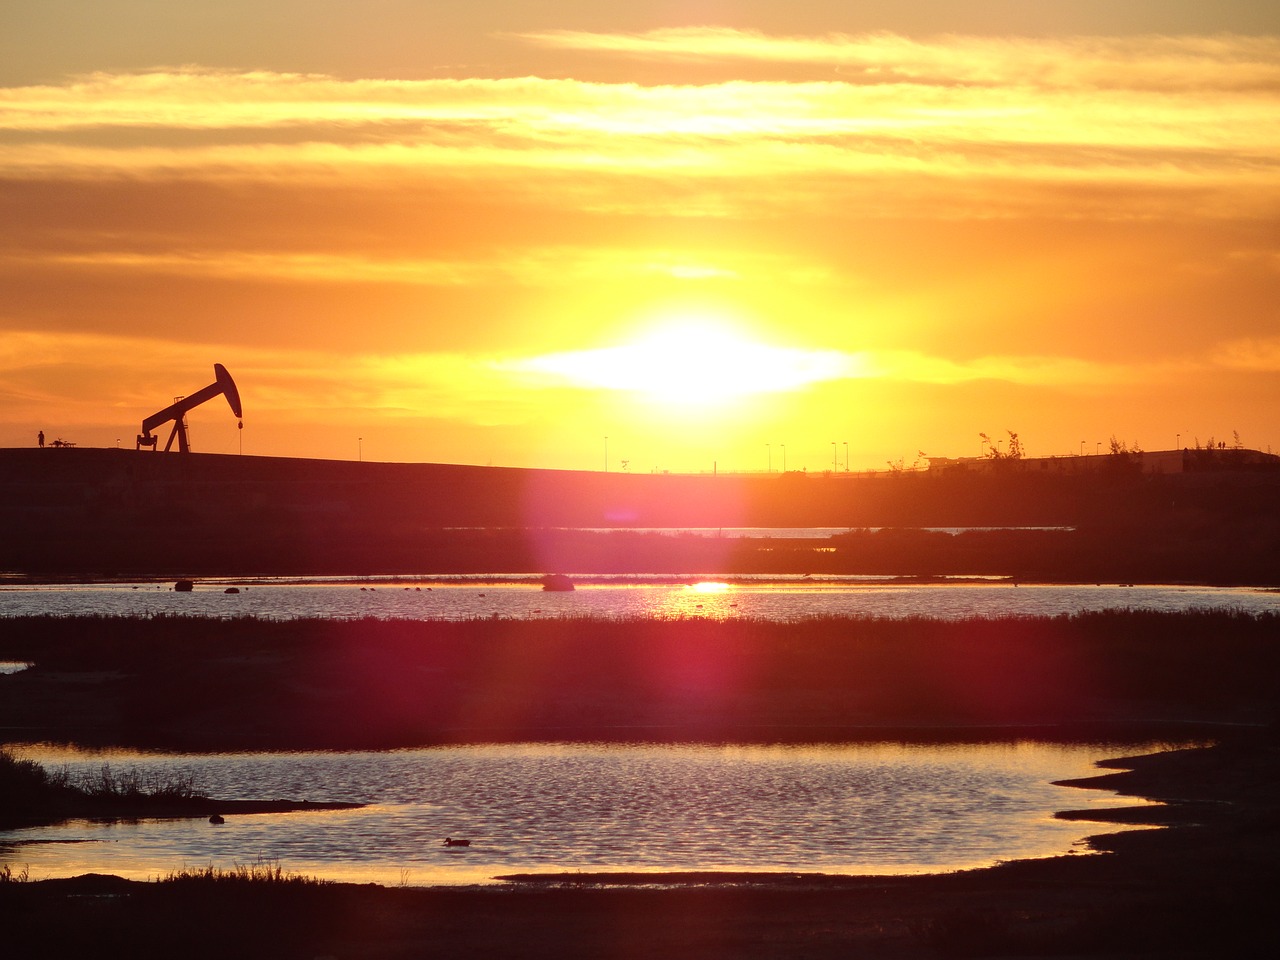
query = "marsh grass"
(2, 747, 200, 801)
(0, 863, 31, 883)
(1, 747, 204, 828)
(0, 748, 65, 822)
(53, 763, 200, 802)
(160, 860, 330, 888)
(3, 609, 1278, 750)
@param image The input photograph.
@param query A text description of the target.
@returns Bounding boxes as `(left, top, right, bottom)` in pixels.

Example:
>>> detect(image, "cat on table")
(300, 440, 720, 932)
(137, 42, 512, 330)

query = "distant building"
(927, 448, 1279, 476)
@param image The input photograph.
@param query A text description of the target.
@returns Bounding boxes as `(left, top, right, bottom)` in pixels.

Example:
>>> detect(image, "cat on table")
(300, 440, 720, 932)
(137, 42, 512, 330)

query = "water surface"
(0, 741, 1165, 886)
(2, 577, 1276, 622)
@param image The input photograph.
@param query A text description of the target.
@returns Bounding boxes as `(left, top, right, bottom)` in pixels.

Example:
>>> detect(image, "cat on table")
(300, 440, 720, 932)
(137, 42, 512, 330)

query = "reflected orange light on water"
(655, 581, 738, 619)
(1, 741, 1178, 885)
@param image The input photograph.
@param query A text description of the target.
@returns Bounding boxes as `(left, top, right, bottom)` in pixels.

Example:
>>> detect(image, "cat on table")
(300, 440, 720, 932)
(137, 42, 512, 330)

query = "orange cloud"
(0, 246, 782, 289)
(0, 60, 1274, 223)
(514, 29, 1280, 91)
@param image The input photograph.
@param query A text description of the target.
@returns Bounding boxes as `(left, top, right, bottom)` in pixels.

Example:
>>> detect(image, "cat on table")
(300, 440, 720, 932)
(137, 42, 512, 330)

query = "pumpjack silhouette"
(136, 363, 243, 452)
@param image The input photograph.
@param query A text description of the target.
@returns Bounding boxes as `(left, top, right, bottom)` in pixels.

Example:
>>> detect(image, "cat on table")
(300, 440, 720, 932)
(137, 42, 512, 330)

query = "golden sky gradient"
(1, 3, 1278, 472)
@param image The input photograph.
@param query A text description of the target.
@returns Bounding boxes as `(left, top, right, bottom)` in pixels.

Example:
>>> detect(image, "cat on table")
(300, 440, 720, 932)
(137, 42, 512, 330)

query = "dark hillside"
(2, 447, 1280, 580)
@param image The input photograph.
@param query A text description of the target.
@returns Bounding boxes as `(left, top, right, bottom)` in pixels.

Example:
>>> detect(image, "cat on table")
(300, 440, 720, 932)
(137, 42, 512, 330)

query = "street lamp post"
(843, 441, 848, 472)
(831, 441, 837, 472)
(358, 437, 362, 462)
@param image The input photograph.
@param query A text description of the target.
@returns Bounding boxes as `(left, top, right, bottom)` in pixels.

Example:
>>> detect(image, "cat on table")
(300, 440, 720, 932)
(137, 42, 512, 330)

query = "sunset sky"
(2, 2, 1277, 472)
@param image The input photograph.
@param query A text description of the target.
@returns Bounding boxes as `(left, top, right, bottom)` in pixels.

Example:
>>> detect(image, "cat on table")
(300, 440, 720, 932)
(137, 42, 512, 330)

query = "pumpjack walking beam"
(137, 363, 243, 452)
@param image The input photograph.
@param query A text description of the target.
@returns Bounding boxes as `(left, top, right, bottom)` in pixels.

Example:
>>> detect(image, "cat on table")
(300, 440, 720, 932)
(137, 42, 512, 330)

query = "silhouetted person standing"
(37, 430, 44, 448)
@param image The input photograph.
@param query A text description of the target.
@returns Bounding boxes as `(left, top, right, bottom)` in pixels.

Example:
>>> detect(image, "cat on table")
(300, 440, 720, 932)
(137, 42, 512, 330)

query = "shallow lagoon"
(0, 740, 1166, 886)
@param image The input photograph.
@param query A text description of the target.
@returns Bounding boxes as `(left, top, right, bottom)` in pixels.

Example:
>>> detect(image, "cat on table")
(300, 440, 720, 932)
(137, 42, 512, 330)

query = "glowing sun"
(516, 316, 854, 407)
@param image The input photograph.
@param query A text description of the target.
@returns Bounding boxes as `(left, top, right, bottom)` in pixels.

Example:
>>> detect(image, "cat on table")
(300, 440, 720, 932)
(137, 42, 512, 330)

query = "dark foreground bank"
(3, 740, 1278, 959)
(2, 610, 1278, 750)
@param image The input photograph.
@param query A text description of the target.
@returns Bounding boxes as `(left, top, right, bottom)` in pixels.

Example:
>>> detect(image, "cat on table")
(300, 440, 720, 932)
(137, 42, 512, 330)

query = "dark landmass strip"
(5, 447, 1280, 582)
(3, 741, 1278, 959)
(1, 610, 1277, 751)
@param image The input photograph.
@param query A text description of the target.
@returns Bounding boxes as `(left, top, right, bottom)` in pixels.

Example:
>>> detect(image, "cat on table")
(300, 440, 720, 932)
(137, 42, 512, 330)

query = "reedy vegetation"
(0, 746, 202, 827)
(160, 861, 329, 887)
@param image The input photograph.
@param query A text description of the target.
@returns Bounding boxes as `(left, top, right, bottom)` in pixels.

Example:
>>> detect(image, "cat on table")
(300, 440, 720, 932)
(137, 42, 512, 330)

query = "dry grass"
(160, 860, 330, 888)
(0, 863, 31, 884)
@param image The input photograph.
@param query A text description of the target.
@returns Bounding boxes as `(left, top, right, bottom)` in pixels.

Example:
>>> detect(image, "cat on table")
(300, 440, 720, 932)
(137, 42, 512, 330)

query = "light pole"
(1096, 441, 1101, 455)
(843, 441, 848, 472)
(831, 441, 837, 472)
(358, 437, 362, 462)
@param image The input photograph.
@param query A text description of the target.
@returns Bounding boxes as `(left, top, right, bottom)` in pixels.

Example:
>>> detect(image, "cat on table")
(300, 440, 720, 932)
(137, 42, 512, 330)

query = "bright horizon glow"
(513, 316, 859, 407)
(2, 7, 1279, 471)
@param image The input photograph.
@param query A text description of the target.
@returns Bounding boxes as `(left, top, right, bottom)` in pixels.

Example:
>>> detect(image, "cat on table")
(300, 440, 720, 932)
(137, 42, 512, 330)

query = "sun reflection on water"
(654, 581, 740, 619)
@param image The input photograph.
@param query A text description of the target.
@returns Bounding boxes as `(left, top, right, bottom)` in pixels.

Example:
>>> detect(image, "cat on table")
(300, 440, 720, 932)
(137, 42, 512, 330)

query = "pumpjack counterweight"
(137, 363, 243, 452)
